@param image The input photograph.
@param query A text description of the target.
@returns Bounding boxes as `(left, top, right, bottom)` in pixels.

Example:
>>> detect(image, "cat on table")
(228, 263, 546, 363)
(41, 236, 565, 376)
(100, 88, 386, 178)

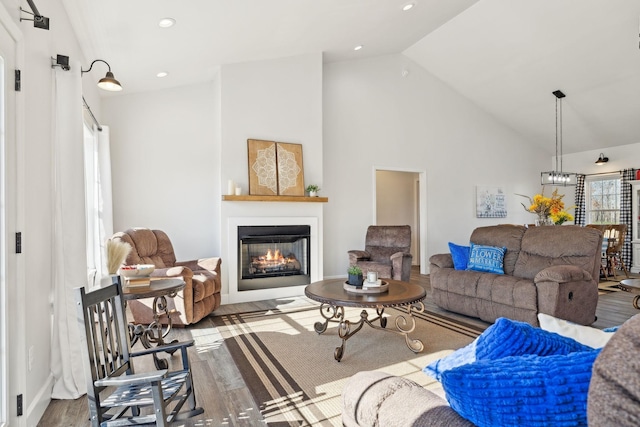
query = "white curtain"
(96, 125, 114, 283)
(50, 62, 88, 399)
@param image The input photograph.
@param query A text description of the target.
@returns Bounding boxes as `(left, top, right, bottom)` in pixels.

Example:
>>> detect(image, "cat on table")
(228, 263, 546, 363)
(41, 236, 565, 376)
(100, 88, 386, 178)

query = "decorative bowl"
(119, 264, 155, 278)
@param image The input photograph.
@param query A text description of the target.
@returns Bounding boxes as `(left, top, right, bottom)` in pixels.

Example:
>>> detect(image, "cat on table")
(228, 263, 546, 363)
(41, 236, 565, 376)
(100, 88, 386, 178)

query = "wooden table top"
(122, 278, 185, 300)
(618, 278, 640, 294)
(305, 278, 425, 309)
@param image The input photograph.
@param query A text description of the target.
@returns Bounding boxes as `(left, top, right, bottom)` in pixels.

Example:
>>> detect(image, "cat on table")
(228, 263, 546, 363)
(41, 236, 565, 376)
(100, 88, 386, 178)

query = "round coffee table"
(618, 278, 640, 309)
(305, 278, 426, 361)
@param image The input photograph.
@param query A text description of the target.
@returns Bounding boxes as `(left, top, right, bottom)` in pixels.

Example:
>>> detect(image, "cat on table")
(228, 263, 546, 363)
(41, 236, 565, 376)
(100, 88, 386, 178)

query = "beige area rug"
(213, 306, 484, 426)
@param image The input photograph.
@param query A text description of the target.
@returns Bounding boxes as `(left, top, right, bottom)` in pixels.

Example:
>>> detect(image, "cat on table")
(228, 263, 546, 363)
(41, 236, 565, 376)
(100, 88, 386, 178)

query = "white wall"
(559, 143, 640, 209)
(0, 0, 102, 425)
(104, 53, 324, 300)
(105, 51, 552, 291)
(102, 82, 221, 260)
(218, 53, 324, 298)
(322, 54, 551, 277)
(219, 53, 323, 193)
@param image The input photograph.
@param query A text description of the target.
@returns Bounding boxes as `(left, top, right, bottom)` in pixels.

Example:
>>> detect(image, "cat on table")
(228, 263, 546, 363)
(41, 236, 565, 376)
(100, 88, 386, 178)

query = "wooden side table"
(123, 278, 185, 368)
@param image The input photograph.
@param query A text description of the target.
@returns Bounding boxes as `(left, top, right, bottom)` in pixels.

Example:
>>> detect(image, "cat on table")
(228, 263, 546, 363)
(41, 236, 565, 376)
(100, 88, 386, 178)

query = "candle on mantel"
(227, 180, 235, 196)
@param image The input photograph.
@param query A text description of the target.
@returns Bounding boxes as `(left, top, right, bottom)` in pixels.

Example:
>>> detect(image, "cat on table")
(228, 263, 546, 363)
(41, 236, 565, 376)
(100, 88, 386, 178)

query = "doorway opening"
(374, 169, 426, 272)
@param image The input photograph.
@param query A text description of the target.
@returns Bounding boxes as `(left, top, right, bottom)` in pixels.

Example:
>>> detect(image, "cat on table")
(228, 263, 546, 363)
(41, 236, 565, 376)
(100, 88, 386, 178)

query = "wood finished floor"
(39, 267, 639, 426)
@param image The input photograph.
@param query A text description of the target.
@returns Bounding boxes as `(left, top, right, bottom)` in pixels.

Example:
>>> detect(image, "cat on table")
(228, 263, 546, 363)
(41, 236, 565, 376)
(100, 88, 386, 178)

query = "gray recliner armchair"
(348, 225, 413, 282)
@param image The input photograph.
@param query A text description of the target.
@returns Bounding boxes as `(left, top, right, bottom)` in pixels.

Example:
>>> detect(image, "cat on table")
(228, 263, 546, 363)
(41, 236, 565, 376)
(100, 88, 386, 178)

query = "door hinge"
(15, 232, 21, 254)
(15, 69, 21, 91)
(17, 394, 23, 416)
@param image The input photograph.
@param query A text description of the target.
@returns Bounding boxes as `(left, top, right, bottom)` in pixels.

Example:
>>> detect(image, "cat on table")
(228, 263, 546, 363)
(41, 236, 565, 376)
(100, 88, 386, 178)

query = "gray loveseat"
(429, 224, 602, 326)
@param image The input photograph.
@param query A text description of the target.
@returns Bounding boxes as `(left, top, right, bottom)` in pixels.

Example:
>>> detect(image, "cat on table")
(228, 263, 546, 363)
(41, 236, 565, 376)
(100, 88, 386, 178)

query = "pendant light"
(540, 90, 576, 186)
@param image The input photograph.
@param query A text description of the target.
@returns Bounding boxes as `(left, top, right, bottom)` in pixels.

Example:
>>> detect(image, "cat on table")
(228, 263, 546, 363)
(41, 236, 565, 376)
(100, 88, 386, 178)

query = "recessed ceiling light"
(354, 45, 363, 51)
(402, 3, 415, 11)
(158, 18, 175, 28)
(156, 72, 168, 78)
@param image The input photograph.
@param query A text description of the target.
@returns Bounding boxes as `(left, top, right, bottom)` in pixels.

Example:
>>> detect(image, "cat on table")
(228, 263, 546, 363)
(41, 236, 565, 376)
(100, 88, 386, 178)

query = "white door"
(0, 5, 21, 425)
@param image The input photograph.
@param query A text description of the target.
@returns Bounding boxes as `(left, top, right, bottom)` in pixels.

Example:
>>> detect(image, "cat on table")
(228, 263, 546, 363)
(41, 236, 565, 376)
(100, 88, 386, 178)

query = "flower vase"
(535, 215, 553, 226)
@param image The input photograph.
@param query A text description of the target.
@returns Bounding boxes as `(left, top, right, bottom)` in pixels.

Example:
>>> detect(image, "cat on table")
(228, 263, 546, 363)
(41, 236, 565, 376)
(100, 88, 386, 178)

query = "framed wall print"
(275, 142, 304, 196)
(248, 139, 304, 196)
(476, 186, 507, 218)
(248, 139, 278, 195)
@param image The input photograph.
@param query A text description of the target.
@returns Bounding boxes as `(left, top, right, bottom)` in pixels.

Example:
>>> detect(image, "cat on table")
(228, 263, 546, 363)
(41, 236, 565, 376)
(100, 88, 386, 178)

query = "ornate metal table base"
(313, 301, 425, 362)
(128, 294, 179, 369)
(617, 279, 640, 310)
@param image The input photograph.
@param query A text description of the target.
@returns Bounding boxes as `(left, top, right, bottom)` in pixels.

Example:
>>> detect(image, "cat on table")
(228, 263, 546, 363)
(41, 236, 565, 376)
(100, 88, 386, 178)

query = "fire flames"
(265, 249, 283, 262)
(250, 248, 301, 274)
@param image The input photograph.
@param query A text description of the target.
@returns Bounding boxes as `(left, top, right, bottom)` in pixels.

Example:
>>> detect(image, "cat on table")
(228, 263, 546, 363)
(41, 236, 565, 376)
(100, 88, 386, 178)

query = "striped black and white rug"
(213, 304, 484, 426)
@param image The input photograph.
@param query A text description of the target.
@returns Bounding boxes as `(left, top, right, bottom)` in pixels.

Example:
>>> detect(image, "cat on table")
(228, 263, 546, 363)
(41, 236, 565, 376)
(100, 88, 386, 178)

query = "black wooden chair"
(74, 280, 204, 426)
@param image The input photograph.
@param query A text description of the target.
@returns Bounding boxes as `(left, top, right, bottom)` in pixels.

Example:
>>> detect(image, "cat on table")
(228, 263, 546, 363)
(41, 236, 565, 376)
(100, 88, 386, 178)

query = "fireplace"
(237, 225, 311, 291)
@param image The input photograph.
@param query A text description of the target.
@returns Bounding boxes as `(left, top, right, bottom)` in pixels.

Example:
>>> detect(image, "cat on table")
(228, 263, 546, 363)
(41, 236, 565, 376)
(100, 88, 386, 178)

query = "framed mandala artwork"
(247, 139, 305, 196)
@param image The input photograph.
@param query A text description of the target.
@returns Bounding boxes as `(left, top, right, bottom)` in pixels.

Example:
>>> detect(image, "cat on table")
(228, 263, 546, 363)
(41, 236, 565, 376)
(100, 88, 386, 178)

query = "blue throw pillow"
(448, 242, 470, 270)
(423, 317, 591, 382)
(466, 243, 506, 274)
(603, 325, 621, 333)
(441, 350, 601, 427)
(474, 317, 592, 360)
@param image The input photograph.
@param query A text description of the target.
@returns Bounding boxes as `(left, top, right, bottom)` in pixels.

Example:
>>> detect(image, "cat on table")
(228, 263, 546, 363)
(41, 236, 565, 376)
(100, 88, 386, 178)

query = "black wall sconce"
(51, 55, 70, 71)
(20, 0, 49, 30)
(595, 153, 609, 165)
(81, 60, 123, 92)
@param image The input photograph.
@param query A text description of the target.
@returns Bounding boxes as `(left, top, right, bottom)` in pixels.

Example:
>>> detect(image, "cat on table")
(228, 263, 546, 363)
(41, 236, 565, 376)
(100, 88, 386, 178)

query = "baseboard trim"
(26, 374, 54, 427)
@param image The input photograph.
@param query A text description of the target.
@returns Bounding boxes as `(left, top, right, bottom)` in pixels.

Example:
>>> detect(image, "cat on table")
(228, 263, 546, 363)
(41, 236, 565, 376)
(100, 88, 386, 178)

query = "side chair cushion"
(364, 225, 411, 262)
(113, 228, 177, 268)
(353, 261, 393, 279)
(424, 317, 592, 382)
(466, 244, 506, 274)
(441, 349, 600, 427)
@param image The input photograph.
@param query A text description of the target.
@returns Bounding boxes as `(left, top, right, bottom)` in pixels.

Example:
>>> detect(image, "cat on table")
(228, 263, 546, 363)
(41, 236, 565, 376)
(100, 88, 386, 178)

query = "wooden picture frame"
(248, 139, 278, 195)
(276, 142, 304, 196)
(248, 139, 304, 196)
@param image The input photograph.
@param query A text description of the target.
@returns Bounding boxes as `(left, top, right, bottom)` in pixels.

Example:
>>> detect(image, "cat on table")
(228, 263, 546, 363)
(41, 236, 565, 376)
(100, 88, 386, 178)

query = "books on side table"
(124, 276, 152, 288)
(363, 278, 383, 288)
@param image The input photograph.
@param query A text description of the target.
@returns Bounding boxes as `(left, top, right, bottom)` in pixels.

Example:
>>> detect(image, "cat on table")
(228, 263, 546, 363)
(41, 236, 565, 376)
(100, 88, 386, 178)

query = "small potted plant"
(305, 184, 320, 197)
(347, 265, 363, 287)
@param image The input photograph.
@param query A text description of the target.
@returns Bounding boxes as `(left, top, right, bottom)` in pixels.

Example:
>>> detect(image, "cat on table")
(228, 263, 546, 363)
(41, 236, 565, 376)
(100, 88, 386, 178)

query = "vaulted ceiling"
(62, 0, 640, 154)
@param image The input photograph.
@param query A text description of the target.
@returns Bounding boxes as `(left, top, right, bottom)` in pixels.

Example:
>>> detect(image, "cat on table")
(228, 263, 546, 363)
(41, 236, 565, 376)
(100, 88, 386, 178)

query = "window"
(586, 175, 621, 224)
(83, 123, 113, 287)
(83, 123, 100, 286)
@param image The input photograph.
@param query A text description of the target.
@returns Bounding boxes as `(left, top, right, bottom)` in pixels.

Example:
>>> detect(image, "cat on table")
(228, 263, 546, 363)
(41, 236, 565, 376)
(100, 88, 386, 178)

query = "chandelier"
(541, 90, 576, 186)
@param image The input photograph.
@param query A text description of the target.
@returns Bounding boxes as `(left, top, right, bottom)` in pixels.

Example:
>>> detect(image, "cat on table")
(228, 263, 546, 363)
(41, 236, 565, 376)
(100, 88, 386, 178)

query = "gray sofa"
(429, 224, 602, 326)
(342, 314, 640, 426)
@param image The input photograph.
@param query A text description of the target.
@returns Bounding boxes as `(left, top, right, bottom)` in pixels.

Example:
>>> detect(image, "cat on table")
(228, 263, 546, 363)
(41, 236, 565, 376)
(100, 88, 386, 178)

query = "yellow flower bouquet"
(516, 189, 574, 225)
